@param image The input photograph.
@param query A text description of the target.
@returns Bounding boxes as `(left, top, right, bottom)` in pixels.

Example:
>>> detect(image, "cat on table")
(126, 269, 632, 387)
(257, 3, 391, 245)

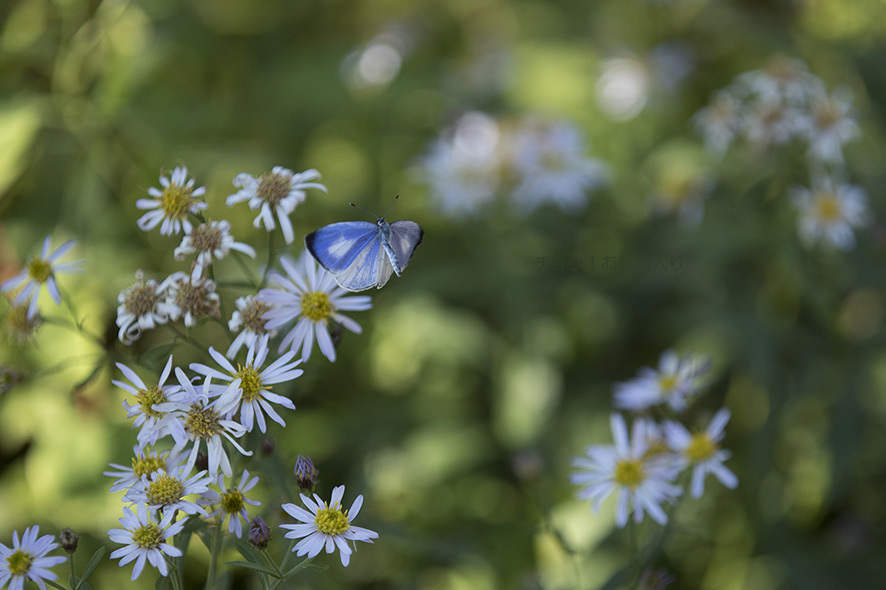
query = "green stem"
(204, 520, 225, 590)
(260, 231, 276, 290)
(163, 323, 206, 353)
(231, 250, 259, 289)
(68, 553, 77, 590)
(165, 554, 183, 590)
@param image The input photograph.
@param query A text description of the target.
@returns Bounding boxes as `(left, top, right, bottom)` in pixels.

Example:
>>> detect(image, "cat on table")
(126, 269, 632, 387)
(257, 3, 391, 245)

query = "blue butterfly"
(305, 200, 423, 292)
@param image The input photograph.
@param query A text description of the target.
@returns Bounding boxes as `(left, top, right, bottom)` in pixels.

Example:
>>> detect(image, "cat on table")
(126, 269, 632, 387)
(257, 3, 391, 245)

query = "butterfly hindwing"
(387, 221, 424, 273)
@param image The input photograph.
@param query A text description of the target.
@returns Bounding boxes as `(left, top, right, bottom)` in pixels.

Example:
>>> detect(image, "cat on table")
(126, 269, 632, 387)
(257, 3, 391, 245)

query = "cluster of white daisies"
(0, 164, 382, 588)
(571, 350, 738, 528)
(694, 55, 870, 250)
(417, 113, 609, 217)
(118, 166, 371, 363)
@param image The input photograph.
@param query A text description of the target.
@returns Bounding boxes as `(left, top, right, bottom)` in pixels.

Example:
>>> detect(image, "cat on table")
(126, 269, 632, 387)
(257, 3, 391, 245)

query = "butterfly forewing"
(306, 222, 379, 273)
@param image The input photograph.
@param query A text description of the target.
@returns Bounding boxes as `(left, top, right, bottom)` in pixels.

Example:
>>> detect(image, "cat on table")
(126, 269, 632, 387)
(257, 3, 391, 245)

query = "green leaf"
(224, 560, 283, 578)
(78, 546, 106, 585)
(155, 576, 169, 590)
(45, 580, 67, 590)
(282, 558, 327, 578)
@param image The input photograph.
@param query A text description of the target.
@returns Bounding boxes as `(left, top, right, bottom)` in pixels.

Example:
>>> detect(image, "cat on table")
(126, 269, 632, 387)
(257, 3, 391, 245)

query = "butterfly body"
(306, 216, 423, 292)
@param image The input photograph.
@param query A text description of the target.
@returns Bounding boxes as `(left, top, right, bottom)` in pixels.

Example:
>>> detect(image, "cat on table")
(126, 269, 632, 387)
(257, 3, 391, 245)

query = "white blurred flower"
(174, 220, 256, 274)
(280, 485, 379, 567)
(417, 112, 501, 216)
(108, 504, 184, 581)
(226, 167, 326, 244)
(0, 525, 66, 590)
(508, 120, 608, 214)
(116, 271, 173, 345)
(736, 55, 823, 105)
(664, 408, 738, 498)
(164, 268, 220, 327)
(1, 236, 82, 320)
(693, 91, 742, 155)
(596, 57, 651, 121)
(799, 88, 860, 164)
(226, 295, 276, 360)
(136, 166, 207, 236)
(791, 178, 869, 250)
(742, 98, 803, 149)
(259, 252, 372, 363)
(613, 350, 710, 413)
(570, 413, 682, 528)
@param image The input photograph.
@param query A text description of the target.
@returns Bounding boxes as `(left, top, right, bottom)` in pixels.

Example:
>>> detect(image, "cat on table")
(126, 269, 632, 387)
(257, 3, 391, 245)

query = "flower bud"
(248, 517, 270, 550)
(293, 455, 318, 493)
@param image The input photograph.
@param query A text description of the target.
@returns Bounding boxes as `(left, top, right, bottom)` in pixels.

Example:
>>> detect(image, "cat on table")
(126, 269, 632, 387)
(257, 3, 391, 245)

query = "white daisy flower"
(103, 447, 189, 493)
(113, 356, 183, 450)
(280, 485, 379, 567)
(173, 220, 256, 274)
(164, 268, 220, 327)
(570, 413, 682, 528)
(742, 98, 803, 150)
(108, 504, 185, 581)
(417, 112, 501, 216)
(799, 88, 860, 164)
(226, 167, 326, 244)
(613, 350, 710, 413)
(199, 470, 262, 538)
(258, 252, 372, 362)
(507, 120, 608, 214)
(189, 335, 301, 433)
(791, 178, 869, 250)
(1, 236, 82, 320)
(154, 368, 251, 478)
(136, 166, 207, 236)
(692, 90, 742, 155)
(124, 464, 213, 517)
(736, 55, 823, 105)
(116, 270, 174, 345)
(226, 295, 276, 360)
(664, 408, 738, 498)
(2, 299, 42, 344)
(0, 525, 66, 590)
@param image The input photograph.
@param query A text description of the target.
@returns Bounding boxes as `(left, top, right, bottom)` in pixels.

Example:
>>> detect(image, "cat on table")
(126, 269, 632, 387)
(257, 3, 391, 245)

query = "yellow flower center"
(614, 459, 646, 489)
(241, 300, 270, 334)
(27, 258, 52, 283)
(136, 386, 166, 419)
(189, 224, 224, 253)
(314, 504, 350, 536)
(658, 374, 678, 393)
(815, 193, 842, 222)
(132, 453, 167, 479)
(175, 278, 218, 318)
(132, 524, 163, 550)
(123, 280, 160, 317)
(6, 549, 33, 576)
(160, 184, 197, 220)
(301, 291, 332, 322)
(185, 404, 222, 440)
(685, 433, 718, 463)
(221, 488, 245, 515)
(145, 473, 185, 507)
(813, 101, 840, 130)
(4, 304, 41, 342)
(257, 172, 291, 207)
(235, 365, 264, 402)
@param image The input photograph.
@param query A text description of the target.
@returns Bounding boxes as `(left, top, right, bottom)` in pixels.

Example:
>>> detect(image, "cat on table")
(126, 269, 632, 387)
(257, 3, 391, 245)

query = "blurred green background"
(2, 0, 886, 588)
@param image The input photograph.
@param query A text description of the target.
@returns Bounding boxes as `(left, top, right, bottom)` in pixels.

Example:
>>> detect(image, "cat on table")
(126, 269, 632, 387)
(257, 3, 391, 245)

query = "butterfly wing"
(386, 221, 424, 275)
(305, 222, 383, 291)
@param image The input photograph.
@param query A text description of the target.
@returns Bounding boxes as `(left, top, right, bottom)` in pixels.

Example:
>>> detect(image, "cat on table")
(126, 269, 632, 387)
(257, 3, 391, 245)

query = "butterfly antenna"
(349, 202, 378, 219)
(381, 194, 400, 218)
